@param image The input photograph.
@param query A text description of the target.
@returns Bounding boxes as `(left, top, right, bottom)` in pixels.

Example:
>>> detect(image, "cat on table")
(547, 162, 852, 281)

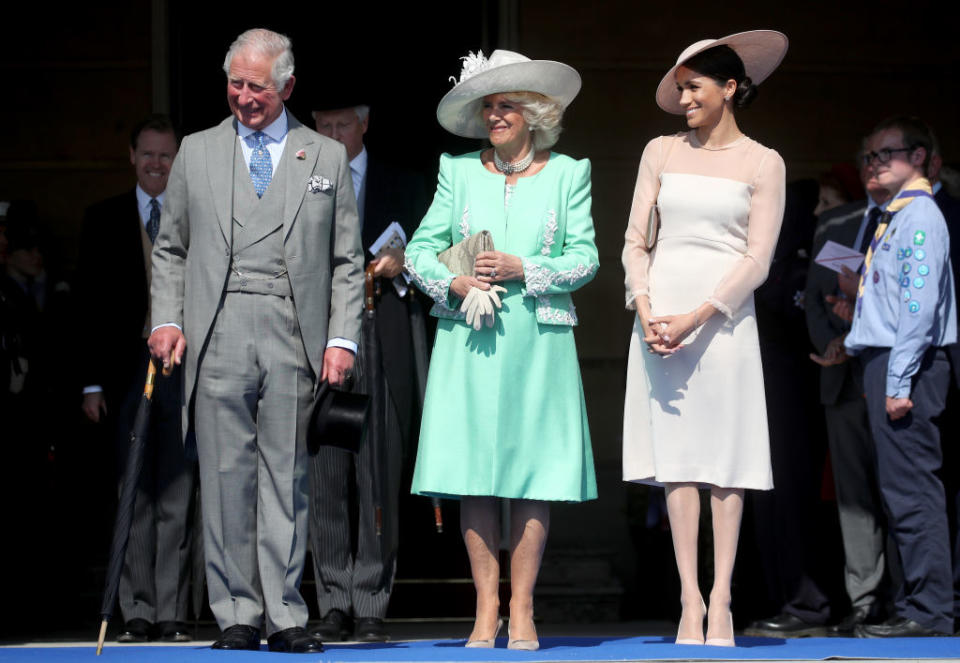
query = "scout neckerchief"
(856, 177, 934, 312)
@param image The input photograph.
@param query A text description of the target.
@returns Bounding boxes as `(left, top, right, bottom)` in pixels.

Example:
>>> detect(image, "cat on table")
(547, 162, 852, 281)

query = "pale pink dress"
(621, 131, 786, 490)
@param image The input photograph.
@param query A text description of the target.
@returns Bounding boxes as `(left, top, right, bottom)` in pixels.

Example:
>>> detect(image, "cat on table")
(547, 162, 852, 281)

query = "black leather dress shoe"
(855, 616, 949, 638)
(158, 621, 192, 642)
(744, 613, 827, 638)
(354, 617, 389, 642)
(116, 618, 154, 642)
(828, 606, 874, 636)
(268, 627, 324, 653)
(211, 624, 261, 650)
(310, 609, 351, 641)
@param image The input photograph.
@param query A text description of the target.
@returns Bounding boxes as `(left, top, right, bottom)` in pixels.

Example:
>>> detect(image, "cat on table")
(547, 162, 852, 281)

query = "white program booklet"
(368, 221, 411, 296)
(814, 240, 864, 274)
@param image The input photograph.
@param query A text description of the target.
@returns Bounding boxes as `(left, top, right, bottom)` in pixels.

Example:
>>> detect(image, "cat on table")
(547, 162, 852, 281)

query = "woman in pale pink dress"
(621, 31, 788, 647)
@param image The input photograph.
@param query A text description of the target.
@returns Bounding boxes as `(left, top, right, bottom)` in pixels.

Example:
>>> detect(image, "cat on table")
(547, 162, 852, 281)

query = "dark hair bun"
(733, 76, 758, 109)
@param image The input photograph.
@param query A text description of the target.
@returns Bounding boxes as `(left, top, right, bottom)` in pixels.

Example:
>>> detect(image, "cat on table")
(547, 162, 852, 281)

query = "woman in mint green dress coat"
(404, 50, 598, 650)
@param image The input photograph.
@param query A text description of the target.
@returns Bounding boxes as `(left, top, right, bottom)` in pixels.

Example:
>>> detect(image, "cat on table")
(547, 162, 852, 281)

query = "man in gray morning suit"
(148, 28, 364, 654)
(805, 161, 892, 635)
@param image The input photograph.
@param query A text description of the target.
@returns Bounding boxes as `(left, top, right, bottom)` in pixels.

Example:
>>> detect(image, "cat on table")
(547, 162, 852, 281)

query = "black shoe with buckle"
(855, 616, 949, 638)
(116, 618, 154, 642)
(744, 613, 827, 638)
(310, 609, 351, 641)
(267, 626, 324, 653)
(828, 605, 875, 636)
(354, 617, 389, 642)
(157, 621, 192, 642)
(211, 624, 261, 650)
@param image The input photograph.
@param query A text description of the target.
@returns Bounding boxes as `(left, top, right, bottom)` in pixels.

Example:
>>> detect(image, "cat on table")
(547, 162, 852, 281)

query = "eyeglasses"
(860, 146, 914, 166)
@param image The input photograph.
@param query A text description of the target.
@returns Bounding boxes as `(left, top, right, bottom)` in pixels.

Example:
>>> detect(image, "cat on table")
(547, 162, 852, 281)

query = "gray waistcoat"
(227, 145, 293, 297)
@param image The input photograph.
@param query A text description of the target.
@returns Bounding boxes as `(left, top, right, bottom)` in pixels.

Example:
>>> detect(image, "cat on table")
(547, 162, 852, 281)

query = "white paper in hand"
(367, 221, 411, 296)
(368, 221, 407, 257)
(814, 240, 864, 274)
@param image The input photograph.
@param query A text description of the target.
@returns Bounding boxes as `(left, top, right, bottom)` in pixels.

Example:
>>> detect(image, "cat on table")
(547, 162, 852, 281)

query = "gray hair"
(223, 28, 295, 91)
(503, 92, 565, 150)
(310, 105, 370, 123)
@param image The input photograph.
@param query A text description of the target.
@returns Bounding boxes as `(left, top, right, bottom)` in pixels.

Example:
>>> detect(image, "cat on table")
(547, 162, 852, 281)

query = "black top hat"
(308, 379, 369, 454)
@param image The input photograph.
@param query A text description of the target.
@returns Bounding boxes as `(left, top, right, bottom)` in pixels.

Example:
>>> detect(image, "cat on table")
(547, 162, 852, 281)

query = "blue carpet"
(2, 636, 959, 661)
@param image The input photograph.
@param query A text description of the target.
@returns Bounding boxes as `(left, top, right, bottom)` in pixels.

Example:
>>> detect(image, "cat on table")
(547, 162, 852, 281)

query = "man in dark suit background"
(307, 94, 427, 642)
(805, 159, 892, 635)
(927, 140, 960, 630)
(76, 115, 196, 643)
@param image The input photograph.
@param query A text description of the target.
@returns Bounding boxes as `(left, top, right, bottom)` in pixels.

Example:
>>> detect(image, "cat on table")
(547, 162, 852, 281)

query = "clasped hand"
(643, 311, 697, 356)
(809, 334, 848, 367)
(474, 250, 523, 284)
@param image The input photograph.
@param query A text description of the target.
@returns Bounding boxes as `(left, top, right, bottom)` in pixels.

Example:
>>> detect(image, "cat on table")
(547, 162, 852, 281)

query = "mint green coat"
(405, 151, 598, 501)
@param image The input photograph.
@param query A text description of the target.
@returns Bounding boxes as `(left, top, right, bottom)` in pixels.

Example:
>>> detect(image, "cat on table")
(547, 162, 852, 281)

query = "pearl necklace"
(493, 147, 534, 174)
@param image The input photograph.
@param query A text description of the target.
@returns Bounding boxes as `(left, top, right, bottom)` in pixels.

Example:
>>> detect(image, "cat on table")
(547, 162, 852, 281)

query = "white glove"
(478, 285, 506, 328)
(460, 286, 508, 330)
(460, 286, 507, 330)
(460, 287, 484, 330)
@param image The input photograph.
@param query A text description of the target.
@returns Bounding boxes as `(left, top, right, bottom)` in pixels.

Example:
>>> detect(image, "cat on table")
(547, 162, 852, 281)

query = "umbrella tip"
(96, 619, 108, 655)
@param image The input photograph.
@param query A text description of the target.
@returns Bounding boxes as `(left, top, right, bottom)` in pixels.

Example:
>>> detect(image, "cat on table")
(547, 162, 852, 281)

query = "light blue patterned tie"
(249, 131, 273, 198)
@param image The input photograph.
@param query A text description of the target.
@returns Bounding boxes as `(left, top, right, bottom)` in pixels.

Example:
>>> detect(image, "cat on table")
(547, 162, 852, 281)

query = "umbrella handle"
(144, 360, 158, 399)
(365, 265, 376, 313)
(145, 352, 176, 400)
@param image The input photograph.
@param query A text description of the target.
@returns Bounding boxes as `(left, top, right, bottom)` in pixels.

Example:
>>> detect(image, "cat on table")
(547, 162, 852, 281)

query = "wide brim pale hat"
(437, 49, 581, 138)
(656, 30, 788, 115)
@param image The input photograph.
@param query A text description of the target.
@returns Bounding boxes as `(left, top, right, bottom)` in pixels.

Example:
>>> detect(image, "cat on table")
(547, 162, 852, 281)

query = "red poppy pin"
(296, 149, 306, 160)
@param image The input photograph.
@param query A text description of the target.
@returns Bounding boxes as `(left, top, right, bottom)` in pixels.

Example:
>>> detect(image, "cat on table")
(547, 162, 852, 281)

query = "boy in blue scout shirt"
(844, 117, 957, 637)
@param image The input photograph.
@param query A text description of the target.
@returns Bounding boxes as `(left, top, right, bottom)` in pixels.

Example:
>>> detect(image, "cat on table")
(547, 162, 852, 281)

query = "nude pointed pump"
(675, 597, 706, 645)
(507, 624, 539, 651)
(465, 618, 503, 648)
(705, 607, 735, 647)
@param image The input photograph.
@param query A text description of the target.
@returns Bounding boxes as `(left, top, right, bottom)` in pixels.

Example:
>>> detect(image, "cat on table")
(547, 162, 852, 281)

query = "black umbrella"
(95, 358, 167, 655)
(408, 295, 443, 533)
(363, 266, 386, 538)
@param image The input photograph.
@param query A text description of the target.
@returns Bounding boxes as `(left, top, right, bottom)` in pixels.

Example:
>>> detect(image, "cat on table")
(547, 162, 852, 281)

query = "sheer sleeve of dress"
(707, 148, 786, 318)
(621, 136, 664, 310)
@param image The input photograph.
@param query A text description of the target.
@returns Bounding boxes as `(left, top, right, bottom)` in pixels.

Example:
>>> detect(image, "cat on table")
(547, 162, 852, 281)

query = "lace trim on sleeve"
(625, 288, 648, 310)
(541, 211, 558, 256)
(521, 257, 598, 297)
(404, 256, 455, 307)
(537, 295, 579, 325)
(707, 296, 733, 320)
(459, 206, 471, 239)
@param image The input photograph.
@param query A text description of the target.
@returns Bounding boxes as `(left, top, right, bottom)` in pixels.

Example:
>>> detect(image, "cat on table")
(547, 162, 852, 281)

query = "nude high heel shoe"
(705, 605, 735, 647)
(465, 618, 502, 648)
(507, 627, 539, 651)
(675, 597, 706, 645)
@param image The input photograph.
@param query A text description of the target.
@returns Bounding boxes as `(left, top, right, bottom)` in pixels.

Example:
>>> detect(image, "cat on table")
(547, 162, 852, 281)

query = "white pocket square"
(307, 175, 333, 194)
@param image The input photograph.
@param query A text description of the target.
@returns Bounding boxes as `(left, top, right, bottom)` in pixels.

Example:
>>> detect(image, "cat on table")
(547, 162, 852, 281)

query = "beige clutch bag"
(438, 230, 494, 275)
(644, 205, 660, 251)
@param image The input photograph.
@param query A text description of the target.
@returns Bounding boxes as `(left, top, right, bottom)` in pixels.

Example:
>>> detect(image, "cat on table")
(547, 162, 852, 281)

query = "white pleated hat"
(437, 49, 581, 138)
(656, 30, 788, 115)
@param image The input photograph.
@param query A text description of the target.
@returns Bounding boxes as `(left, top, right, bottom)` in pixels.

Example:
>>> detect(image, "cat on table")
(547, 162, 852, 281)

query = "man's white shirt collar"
(237, 110, 289, 176)
(350, 146, 368, 178)
(135, 184, 165, 228)
(237, 111, 288, 143)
